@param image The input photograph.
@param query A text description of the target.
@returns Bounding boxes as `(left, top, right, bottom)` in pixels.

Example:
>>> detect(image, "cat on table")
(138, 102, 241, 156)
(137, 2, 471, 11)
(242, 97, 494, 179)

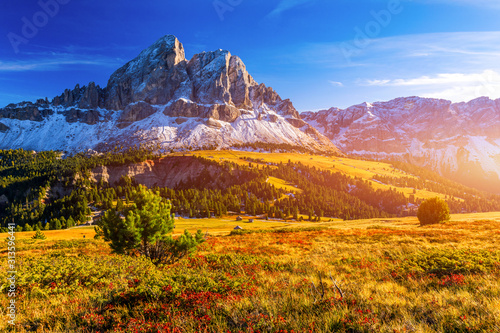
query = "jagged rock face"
(162, 99, 240, 122)
(64, 108, 101, 125)
(302, 97, 500, 193)
(1, 34, 299, 123)
(106, 36, 190, 110)
(250, 84, 300, 118)
(286, 118, 308, 128)
(78, 82, 103, 109)
(186, 51, 255, 108)
(0, 102, 54, 121)
(52, 82, 106, 109)
(164, 99, 207, 118)
(104, 35, 297, 119)
(90, 156, 242, 189)
(0, 34, 339, 154)
(210, 104, 241, 122)
(117, 102, 157, 129)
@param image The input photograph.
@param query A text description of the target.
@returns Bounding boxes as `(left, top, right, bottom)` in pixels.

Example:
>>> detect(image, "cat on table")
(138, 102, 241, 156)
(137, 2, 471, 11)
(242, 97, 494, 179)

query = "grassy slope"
(176, 150, 449, 200)
(266, 177, 303, 194)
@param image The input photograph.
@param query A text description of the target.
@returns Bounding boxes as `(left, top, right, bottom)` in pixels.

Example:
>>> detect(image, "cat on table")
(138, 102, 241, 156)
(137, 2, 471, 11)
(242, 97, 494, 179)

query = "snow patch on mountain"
(0, 102, 334, 153)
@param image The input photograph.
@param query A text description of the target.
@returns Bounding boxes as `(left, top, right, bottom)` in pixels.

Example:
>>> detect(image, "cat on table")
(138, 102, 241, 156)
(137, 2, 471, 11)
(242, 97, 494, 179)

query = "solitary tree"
(417, 197, 450, 226)
(32, 229, 47, 240)
(96, 186, 204, 265)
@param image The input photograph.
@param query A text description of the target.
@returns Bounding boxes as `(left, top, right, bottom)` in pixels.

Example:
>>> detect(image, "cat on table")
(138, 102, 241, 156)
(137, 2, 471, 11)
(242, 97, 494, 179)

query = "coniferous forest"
(1, 148, 500, 232)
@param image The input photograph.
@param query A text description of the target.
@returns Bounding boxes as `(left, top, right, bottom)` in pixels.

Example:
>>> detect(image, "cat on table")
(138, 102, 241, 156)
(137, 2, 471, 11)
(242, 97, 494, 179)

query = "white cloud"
(267, 0, 316, 17)
(0, 54, 121, 72)
(363, 71, 498, 87)
(328, 80, 344, 87)
(291, 31, 500, 66)
(362, 70, 500, 102)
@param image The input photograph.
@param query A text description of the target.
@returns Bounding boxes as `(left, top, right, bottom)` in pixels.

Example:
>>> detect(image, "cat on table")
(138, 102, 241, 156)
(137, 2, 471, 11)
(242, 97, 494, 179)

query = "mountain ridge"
(0, 35, 337, 154)
(302, 96, 500, 194)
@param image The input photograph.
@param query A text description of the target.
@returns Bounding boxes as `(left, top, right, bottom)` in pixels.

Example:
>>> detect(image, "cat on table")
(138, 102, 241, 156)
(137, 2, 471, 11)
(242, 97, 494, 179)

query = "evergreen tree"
(60, 216, 67, 229)
(96, 186, 202, 265)
(67, 216, 75, 228)
(32, 229, 47, 240)
(116, 198, 124, 211)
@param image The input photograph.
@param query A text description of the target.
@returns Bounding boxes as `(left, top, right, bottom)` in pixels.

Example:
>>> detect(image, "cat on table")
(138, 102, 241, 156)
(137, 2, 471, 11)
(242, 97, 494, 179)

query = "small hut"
(234, 226, 243, 230)
(236, 216, 243, 221)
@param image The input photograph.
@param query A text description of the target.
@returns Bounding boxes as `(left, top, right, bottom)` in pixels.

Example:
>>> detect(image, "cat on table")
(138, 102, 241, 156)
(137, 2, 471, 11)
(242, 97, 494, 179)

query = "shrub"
(157, 229, 206, 264)
(399, 248, 500, 276)
(417, 197, 450, 226)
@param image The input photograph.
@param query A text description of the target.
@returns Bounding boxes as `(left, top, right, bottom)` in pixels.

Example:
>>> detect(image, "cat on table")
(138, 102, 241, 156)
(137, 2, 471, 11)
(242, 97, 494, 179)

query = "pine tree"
(96, 186, 199, 265)
(32, 229, 47, 240)
(116, 198, 124, 211)
(67, 216, 75, 228)
(60, 216, 67, 229)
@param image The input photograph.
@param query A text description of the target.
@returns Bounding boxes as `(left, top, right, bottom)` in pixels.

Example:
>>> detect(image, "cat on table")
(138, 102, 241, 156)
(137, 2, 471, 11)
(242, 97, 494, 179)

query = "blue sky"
(1, 0, 500, 111)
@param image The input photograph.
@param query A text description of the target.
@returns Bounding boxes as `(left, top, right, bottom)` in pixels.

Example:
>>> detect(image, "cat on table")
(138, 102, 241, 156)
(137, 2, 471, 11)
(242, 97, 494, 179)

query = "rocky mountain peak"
(0, 34, 335, 154)
(2, 34, 300, 121)
(186, 49, 256, 108)
(105, 35, 190, 110)
(101, 34, 300, 118)
(123, 35, 186, 75)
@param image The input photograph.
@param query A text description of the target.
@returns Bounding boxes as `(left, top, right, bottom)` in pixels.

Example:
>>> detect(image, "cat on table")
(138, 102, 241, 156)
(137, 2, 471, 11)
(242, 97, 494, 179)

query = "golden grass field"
(266, 177, 304, 194)
(6, 211, 500, 245)
(1, 212, 500, 332)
